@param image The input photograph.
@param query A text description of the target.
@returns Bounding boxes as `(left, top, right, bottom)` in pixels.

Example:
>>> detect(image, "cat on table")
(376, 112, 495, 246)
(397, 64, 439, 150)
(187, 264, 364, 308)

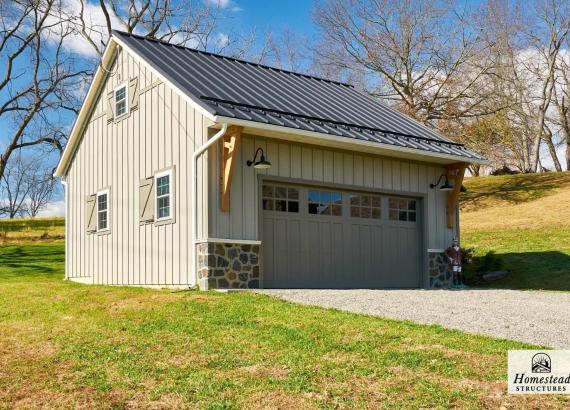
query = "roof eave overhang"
(213, 116, 489, 166)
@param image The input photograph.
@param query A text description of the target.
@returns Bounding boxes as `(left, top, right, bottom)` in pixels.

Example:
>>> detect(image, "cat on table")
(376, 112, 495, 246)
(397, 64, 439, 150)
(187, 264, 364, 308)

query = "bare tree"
(523, 0, 570, 171)
(0, 0, 249, 195)
(312, 0, 499, 125)
(27, 172, 56, 218)
(0, 154, 35, 219)
(553, 51, 570, 170)
(252, 29, 311, 72)
(68, 0, 246, 56)
(0, 0, 89, 184)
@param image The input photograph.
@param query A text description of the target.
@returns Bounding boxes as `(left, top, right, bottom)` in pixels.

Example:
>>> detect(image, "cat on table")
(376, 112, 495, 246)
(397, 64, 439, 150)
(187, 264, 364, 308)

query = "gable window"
(97, 190, 110, 232)
(155, 169, 172, 220)
(115, 83, 128, 117)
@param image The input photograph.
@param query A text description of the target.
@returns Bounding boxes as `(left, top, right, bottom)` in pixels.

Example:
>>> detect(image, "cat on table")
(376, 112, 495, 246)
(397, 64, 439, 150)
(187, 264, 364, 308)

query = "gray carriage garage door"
(262, 182, 421, 288)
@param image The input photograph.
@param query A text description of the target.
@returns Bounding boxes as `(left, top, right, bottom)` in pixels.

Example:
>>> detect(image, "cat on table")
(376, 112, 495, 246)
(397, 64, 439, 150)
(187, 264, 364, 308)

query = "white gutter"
(191, 123, 228, 287)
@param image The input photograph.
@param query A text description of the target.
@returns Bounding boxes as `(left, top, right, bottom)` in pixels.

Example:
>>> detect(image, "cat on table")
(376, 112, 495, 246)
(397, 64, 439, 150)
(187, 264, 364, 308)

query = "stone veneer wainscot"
(428, 250, 453, 289)
(197, 242, 261, 290)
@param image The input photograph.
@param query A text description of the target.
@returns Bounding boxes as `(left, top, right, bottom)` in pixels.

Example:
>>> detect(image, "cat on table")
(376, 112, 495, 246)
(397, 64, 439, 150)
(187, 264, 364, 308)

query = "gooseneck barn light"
(430, 173, 454, 191)
(247, 147, 272, 169)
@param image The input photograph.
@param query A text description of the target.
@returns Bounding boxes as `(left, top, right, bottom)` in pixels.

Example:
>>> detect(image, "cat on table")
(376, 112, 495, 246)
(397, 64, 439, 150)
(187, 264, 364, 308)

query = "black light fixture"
(430, 173, 454, 191)
(247, 147, 271, 169)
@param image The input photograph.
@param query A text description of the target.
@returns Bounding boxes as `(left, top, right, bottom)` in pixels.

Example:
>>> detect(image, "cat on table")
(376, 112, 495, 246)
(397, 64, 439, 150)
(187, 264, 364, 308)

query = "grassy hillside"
(1, 242, 566, 408)
(460, 171, 570, 290)
(0, 217, 64, 243)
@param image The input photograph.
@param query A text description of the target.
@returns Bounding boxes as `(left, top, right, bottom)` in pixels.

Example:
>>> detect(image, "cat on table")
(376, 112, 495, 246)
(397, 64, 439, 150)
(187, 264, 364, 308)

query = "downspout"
(191, 123, 228, 288)
(60, 178, 68, 280)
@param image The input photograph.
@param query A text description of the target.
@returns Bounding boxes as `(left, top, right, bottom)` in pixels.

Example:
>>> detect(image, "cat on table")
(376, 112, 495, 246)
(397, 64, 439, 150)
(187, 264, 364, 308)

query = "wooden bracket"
(219, 125, 243, 212)
(445, 162, 468, 229)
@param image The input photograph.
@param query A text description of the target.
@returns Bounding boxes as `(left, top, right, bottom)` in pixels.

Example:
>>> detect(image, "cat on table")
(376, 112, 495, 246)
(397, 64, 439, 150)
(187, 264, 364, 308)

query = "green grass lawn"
(463, 227, 570, 291)
(1, 242, 568, 409)
(461, 172, 570, 291)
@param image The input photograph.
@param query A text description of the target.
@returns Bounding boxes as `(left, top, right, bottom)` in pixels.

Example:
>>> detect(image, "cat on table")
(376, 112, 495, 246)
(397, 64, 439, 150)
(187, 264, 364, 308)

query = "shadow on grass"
(466, 251, 570, 291)
(461, 172, 570, 210)
(0, 243, 64, 280)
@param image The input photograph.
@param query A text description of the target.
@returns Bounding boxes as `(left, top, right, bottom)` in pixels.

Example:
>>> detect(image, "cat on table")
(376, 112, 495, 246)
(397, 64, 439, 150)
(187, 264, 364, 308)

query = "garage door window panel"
(389, 197, 417, 222)
(349, 193, 381, 219)
(308, 190, 342, 216)
(262, 184, 299, 213)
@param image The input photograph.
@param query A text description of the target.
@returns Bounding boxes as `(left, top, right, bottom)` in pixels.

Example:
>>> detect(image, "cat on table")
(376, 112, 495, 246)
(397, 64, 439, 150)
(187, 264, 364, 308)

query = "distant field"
(461, 171, 570, 291)
(0, 217, 64, 243)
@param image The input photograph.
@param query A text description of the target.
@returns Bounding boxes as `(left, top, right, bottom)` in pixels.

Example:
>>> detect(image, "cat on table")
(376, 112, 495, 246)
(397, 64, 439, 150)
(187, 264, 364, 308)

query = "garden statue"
(445, 237, 467, 289)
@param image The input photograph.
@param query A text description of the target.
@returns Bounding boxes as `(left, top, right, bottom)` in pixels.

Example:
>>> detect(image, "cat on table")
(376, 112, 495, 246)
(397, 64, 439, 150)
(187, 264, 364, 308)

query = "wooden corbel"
(445, 162, 468, 229)
(219, 125, 243, 212)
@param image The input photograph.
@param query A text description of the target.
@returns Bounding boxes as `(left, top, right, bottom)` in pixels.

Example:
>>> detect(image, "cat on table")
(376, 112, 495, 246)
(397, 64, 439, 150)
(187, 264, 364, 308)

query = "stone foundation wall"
(197, 242, 261, 290)
(428, 251, 452, 289)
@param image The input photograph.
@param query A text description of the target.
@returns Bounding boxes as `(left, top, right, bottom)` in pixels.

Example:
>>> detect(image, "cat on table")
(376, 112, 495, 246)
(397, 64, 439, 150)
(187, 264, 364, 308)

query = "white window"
(97, 190, 110, 232)
(115, 83, 128, 117)
(155, 170, 172, 221)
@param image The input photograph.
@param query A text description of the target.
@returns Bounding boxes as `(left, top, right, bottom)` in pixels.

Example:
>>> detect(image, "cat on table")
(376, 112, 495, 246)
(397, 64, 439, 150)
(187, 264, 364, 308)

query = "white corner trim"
(214, 115, 489, 166)
(427, 249, 445, 253)
(196, 238, 262, 245)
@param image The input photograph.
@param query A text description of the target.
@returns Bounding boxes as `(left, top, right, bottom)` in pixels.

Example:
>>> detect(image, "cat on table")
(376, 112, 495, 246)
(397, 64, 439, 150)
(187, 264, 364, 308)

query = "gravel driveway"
(257, 289, 570, 348)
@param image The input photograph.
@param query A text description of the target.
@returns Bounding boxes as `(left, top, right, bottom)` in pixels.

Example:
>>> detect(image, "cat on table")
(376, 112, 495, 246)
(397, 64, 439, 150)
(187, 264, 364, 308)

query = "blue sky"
(232, 0, 316, 36)
(1, 0, 319, 217)
(1, 0, 566, 216)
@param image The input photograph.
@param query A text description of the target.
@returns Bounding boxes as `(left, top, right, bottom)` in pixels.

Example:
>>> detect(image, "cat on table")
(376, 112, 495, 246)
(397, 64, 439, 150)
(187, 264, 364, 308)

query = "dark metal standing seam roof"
(112, 30, 484, 161)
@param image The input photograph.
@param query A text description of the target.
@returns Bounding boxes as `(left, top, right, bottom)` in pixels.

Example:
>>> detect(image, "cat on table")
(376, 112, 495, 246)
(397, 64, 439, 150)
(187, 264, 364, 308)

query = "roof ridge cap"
(111, 29, 353, 88)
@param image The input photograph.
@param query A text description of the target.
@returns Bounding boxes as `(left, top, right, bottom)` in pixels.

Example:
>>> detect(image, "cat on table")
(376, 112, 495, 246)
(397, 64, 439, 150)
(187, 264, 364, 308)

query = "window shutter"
(139, 177, 154, 223)
(106, 91, 114, 122)
(129, 77, 139, 111)
(86, 194, 97, 233)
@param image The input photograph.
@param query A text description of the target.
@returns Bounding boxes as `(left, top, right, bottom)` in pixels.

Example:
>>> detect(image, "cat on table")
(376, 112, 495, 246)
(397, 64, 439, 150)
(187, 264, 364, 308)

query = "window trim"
(114, 82, 128, 119)
(96, 188, 111, 234)
(154, 167, 175, 224)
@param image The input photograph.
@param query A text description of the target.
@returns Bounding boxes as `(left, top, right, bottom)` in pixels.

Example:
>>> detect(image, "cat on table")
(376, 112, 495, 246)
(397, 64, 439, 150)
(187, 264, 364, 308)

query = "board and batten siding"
(65, 46, 211, 286)
(208, 134, 456, 250)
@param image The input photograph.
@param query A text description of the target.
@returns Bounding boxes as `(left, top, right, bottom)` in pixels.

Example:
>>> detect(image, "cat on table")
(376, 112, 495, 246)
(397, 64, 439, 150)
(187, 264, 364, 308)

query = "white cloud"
(205, 0, 241, 11)
(44, 0, 125, 57)
(205, 0, 231, 8)
(216, 32, 230, 48)
(38, 201, 65, 217)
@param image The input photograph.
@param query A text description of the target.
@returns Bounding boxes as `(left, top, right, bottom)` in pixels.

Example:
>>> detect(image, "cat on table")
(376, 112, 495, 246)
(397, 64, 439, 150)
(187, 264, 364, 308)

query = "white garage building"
(54, 30, 485, 290)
